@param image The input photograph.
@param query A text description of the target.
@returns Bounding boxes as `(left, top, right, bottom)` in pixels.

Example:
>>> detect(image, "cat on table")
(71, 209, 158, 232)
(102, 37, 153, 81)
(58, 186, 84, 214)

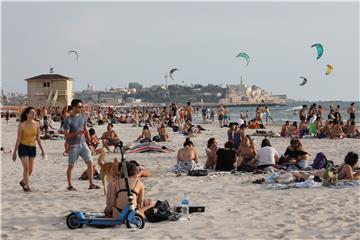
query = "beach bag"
(312, 152, 328, 170)
(188, 169, 208, 176)
(152, 136, 160, 142)
(145, 200, 180, 223)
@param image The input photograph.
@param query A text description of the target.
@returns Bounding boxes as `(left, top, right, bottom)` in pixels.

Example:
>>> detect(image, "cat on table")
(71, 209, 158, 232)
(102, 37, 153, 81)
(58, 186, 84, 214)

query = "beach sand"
(1, 117, 360, 240)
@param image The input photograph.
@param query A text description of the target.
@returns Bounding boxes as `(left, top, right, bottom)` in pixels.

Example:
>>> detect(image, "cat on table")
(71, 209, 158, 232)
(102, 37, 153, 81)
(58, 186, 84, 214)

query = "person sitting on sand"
(329, 119, 346, 139)
(288, 121, 299, 137)
(337, 152, 360, 180)
(135, 125, 152, 143)
(299, 120, 309, 138)
(174, 138, 199, 173)
(87, 128, 103, 155)
(318, 120, 333, 139)
(157, 124, 169, 142)
(255, 138, 280, 170)
(283, 139, 309, 169)
(236, 135, 256, 171)
(101, 123, 120, 152)
(182, 120, 200, 136)
(315, 117, 323, 134)
(280, 121, 290, 137)
(346, 121, 359, 138)
(205, 138, 218, 169)
(104, 161, 155, 218)
(315, 152, 360, 181)
(215, 141, 237, 171)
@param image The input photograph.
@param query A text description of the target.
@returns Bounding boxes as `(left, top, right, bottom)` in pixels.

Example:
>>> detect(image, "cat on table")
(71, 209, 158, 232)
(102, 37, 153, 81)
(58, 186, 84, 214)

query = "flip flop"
(88, 184, 100, 190)
(67, 186, 77, 191)
(19, 180, 25, 188)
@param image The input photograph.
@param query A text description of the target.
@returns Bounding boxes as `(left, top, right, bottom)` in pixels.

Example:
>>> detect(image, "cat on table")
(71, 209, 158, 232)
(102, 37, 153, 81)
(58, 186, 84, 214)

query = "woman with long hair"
(12, 107, 45, 192)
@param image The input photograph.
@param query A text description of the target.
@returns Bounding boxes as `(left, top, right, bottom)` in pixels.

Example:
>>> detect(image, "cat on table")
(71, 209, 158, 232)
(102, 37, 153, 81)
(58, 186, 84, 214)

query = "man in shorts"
(64, 99, 100, 191)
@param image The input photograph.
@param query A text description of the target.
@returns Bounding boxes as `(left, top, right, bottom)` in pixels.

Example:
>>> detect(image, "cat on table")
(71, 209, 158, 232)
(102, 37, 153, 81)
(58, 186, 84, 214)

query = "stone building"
(25, 70, 73, 107)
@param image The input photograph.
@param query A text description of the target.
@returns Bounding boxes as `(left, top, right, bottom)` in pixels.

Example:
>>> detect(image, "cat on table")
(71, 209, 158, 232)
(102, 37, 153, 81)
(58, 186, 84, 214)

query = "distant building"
(25, 71, 73, 108)
(74, 90, 123, 104)
(128, 82, 143, 91)
(220, 79, 287, 105)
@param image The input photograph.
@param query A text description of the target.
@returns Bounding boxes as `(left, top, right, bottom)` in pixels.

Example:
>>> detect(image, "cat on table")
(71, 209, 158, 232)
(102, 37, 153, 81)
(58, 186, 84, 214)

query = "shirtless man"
(101, 123, 119, 152)
(185, 102, 193, 122)
(347, 102, 356, 122)
(299, 105, 307, 122)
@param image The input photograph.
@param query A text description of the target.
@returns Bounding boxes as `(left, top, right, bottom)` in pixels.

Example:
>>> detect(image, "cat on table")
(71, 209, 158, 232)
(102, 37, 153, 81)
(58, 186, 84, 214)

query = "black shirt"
(215, 149, 236, 171)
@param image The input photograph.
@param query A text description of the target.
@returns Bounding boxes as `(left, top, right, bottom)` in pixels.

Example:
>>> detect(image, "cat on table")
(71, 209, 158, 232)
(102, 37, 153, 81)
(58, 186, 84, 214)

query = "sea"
(206, 101, 360, 124)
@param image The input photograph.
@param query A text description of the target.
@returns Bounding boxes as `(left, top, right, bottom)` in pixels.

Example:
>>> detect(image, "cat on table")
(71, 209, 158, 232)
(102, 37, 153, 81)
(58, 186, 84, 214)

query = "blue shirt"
(64, 114, 87, 145)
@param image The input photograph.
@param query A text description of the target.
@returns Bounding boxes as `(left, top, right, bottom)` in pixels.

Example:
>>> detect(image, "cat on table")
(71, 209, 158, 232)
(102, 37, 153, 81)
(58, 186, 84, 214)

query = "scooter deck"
(175, 206, 205, 213)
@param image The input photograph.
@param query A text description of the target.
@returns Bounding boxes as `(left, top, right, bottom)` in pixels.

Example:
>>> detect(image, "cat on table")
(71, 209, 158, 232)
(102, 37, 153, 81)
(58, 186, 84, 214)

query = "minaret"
(240, 76, 243, 86)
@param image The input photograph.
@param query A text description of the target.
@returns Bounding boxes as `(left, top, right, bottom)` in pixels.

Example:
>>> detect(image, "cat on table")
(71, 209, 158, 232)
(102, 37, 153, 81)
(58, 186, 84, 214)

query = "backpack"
(144, 200, 180, 223)
(312, 152, 328, 170)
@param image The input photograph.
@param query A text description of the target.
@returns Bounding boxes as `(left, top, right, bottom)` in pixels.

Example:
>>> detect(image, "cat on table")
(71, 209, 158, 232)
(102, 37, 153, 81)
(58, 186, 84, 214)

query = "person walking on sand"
(5, 110, 10, 124)
(64, 99, 100, 191)
(12, 107, 45, 192)
(264, 106, 275, 125)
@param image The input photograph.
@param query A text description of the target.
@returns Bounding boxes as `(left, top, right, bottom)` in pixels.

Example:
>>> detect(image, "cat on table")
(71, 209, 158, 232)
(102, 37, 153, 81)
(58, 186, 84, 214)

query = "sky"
(2, 1, 359, 101)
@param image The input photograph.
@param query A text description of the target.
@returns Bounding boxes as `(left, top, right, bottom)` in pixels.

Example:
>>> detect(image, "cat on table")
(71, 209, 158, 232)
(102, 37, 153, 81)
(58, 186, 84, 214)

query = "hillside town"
(1, 70, 287, 108)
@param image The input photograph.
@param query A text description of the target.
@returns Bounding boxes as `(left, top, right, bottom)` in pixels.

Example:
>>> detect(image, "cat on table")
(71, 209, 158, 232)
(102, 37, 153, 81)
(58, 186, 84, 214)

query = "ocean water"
(209, 101, 360, 124)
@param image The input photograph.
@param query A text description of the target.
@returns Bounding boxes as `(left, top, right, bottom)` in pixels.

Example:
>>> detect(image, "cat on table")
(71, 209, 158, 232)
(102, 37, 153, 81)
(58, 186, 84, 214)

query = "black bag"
(144, 200, 180, 223)
(188, 169, 208, 176)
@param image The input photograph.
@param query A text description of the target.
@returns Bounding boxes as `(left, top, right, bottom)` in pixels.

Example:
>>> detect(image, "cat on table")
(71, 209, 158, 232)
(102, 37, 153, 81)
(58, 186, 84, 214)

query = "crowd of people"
(7, 99, 359, 220)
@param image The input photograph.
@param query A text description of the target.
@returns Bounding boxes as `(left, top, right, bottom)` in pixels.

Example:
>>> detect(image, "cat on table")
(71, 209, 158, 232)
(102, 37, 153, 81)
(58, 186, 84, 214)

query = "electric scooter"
(66, 141, 145, 229)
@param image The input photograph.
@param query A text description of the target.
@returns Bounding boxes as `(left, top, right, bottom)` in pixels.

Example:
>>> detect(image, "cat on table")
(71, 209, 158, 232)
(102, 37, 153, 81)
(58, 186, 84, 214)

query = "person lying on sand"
(104, 161, 155, 219)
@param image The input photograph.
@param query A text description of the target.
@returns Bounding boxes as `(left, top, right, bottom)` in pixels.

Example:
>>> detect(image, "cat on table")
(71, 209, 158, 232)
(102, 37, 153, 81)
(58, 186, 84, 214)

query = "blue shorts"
(18, 144, 36, 158)
(68, 140, 92, 166)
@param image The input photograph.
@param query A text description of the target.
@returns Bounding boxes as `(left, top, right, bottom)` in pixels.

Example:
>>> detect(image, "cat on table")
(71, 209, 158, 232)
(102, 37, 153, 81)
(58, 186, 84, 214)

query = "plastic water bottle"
(181, 193, 190, 215)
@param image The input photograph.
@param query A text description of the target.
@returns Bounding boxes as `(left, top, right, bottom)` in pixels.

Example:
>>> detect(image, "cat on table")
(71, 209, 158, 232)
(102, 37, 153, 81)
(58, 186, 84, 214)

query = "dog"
(97, 150, 120, 195)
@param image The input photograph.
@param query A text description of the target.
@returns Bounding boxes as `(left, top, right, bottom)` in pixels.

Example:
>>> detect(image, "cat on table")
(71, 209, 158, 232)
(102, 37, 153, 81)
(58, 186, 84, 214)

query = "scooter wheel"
(66, 213, 83, 229)
(125, 213, 145, 229)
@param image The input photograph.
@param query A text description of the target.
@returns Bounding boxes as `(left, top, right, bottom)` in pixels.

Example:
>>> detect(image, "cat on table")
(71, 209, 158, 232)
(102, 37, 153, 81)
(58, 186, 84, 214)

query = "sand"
(1, 117, 360, 240)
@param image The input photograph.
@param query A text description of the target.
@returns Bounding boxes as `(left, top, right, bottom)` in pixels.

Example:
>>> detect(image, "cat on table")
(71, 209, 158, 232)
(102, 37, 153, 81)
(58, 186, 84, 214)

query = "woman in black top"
(215, 142, 237, 171)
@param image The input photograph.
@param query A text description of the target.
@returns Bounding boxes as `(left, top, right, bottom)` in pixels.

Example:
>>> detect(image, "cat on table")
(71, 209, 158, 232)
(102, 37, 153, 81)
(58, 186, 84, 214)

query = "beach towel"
(127, 142, 174, 154)
(266, 180, 360, 190)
